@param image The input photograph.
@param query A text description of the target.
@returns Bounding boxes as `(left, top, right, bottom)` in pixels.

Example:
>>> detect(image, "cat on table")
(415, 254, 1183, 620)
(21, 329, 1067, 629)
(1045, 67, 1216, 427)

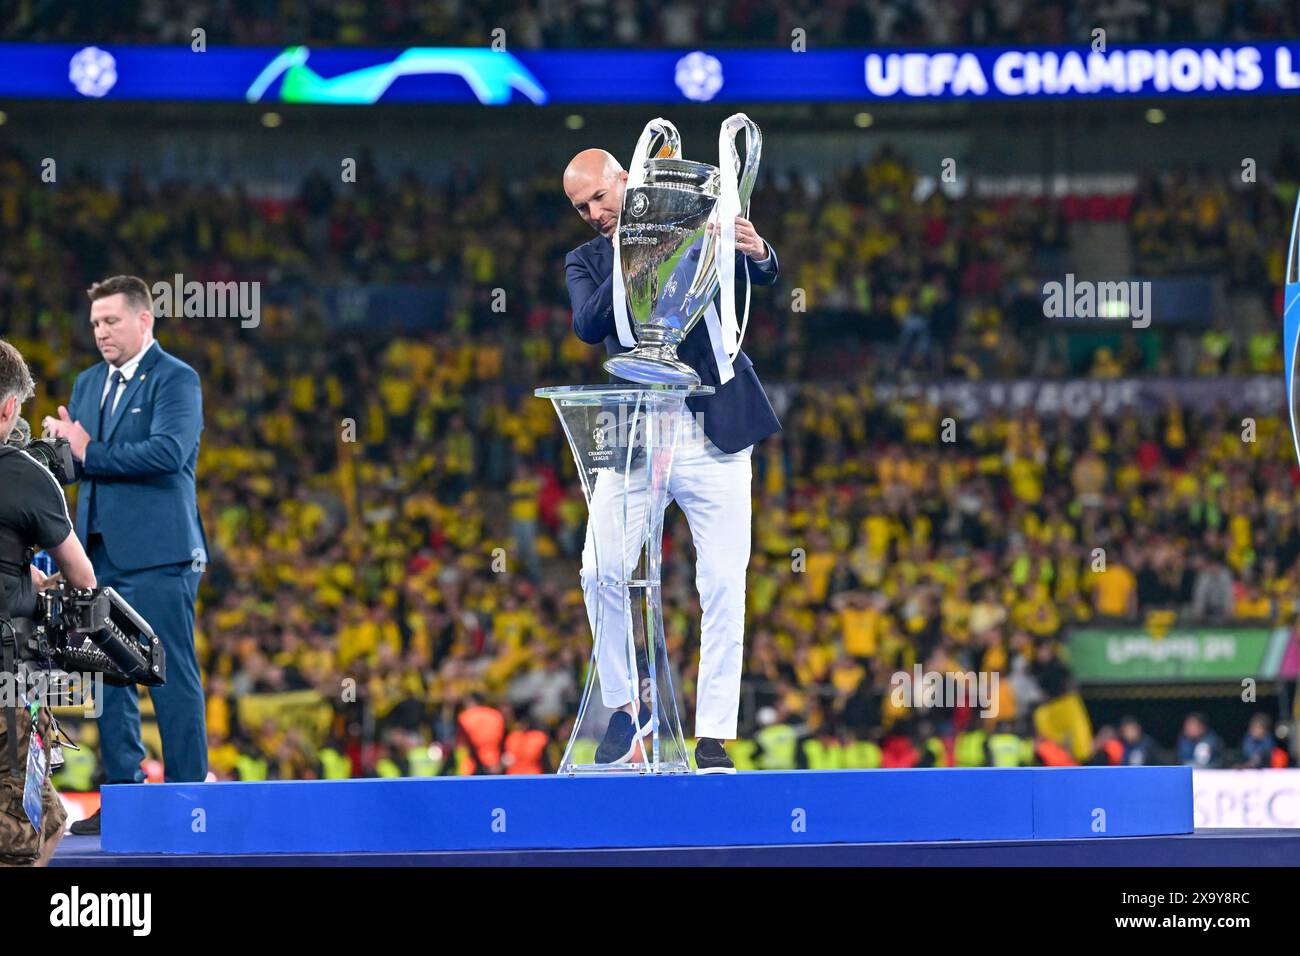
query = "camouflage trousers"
(0, 705, 66, 865)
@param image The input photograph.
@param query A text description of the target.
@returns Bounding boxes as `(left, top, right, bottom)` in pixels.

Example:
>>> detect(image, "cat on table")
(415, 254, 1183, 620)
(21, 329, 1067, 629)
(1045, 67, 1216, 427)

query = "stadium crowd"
(0, 138, 1296, 783)
(8, 0, 1300, 49)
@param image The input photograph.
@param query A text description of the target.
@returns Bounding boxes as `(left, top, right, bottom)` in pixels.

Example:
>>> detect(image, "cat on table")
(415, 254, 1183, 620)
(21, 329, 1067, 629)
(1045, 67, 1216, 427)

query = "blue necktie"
(88, 369, 123, 535)
(99, 370, 124, 438)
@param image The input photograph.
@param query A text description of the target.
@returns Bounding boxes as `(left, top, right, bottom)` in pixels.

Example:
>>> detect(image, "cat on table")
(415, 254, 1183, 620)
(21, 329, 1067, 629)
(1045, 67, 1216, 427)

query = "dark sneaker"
(596, 711, 640, 764)
(69, 809, 101, 835)
(694, 737, 736, 775)
(636, 691, 655, 740)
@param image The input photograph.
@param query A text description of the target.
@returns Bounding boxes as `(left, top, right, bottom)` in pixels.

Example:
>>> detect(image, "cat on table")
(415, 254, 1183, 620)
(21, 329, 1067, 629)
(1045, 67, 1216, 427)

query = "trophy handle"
(707, 114, 763, 369)
(721, 113, 762, 214)
(646, 120, 682, 161)
(626, 118, 681, 189)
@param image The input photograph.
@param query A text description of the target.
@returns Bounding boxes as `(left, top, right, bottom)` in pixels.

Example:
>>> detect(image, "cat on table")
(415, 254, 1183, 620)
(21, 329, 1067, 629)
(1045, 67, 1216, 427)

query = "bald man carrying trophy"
(561, 115, 781, 773)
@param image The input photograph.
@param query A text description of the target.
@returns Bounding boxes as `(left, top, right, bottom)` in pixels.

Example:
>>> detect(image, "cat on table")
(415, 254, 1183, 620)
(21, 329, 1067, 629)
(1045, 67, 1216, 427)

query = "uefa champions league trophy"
(606, 114, 762, 386)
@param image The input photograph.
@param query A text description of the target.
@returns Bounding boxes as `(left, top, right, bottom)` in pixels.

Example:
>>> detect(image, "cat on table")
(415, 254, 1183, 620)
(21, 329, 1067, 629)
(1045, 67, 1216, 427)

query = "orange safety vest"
(1102, 738, 1124, 765)
(1036, 738, 1077, 766)
(505, 728, 548, 775)
(457, 705, 505, 771)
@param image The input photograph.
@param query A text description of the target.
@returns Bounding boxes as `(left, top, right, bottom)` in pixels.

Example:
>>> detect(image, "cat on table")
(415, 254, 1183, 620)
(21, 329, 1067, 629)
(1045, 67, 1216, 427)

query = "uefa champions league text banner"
(3, 42, 1300, 105)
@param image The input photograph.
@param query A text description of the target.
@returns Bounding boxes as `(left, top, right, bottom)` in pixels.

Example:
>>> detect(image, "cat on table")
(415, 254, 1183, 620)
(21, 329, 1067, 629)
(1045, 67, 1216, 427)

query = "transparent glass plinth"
(537, 384, 712, 775)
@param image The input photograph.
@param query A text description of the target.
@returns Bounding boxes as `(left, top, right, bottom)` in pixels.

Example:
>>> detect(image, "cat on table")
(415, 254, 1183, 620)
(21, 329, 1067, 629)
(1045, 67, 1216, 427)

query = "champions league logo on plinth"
(588, 404, 708, 458)
(588, 422, 615, 467)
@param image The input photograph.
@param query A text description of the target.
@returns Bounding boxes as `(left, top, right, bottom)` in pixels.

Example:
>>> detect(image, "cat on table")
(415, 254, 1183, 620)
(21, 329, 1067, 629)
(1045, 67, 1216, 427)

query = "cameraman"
(0, 339, 96, 866)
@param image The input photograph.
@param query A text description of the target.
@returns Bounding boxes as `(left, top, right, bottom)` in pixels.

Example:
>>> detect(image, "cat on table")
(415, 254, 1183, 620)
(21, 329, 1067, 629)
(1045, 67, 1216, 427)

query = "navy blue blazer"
(68, 342, 209, 572)
(565, 234, 783, 454)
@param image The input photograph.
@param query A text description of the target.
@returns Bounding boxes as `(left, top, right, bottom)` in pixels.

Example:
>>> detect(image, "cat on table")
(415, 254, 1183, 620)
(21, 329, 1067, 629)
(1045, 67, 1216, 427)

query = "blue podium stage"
(54, 828, 1300, 866)
(89, 766, 1193, 859)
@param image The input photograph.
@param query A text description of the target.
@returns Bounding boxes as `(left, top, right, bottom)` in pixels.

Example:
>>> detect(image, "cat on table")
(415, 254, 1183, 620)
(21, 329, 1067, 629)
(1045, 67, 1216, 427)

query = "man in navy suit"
(43, 275, 208, 831)
(563, 148, 781, 773)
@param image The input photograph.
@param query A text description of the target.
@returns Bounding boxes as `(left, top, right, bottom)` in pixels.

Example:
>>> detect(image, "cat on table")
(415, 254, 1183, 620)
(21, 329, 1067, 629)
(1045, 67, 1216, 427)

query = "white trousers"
(580, 435, 753, 740)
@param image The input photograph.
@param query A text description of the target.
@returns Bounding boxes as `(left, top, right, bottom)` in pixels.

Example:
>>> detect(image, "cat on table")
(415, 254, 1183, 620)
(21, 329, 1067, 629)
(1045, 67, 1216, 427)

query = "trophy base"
(604, 350, 701, 386)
